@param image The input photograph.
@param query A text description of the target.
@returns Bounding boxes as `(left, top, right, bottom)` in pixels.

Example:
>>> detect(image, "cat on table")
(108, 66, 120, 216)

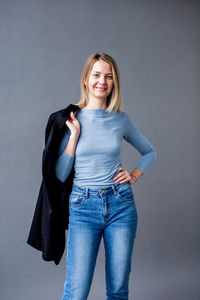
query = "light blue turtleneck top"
(55, 109, 157, 188)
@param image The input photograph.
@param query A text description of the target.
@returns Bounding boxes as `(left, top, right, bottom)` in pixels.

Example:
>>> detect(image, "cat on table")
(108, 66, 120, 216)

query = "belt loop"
(111, 184, 117, 195)
(85, 188, 89, 198)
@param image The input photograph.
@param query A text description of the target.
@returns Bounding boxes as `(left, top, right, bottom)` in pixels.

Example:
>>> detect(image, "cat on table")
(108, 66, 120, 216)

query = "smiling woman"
(85, 60, 114, 103)
(54, 53, 156, 300)
(79, 52, 123, 112)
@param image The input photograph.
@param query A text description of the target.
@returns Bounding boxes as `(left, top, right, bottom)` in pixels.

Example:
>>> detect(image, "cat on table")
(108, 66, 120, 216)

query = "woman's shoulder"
(117, 110, 131, 121)
(119, 110, 134, 121)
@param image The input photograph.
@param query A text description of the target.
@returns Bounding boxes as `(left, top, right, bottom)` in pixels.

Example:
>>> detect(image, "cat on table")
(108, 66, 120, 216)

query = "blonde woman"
(55, 53, 157, 300)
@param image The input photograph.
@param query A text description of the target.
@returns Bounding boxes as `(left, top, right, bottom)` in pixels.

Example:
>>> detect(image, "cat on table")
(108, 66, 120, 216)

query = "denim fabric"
(61, 182, 138, 300)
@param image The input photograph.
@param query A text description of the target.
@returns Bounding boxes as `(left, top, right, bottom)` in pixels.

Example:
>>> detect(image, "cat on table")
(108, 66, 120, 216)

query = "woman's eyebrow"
(93, 71, 113, 75)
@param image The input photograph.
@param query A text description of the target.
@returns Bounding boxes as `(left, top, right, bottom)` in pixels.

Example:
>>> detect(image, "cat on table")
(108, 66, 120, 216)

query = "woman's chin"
(94, 92, 108, 98)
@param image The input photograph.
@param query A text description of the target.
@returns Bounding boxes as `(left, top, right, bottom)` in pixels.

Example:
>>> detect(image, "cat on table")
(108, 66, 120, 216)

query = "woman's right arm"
(55, 111, 80, 182)
(55, 133, 79, 182)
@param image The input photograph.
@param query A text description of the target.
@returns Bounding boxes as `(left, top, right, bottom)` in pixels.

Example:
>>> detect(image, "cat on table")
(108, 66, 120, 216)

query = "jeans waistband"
(72, 182, 130, 197)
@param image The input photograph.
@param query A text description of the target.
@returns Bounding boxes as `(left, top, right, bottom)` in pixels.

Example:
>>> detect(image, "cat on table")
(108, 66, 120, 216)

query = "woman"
(55, 53, 157, 300)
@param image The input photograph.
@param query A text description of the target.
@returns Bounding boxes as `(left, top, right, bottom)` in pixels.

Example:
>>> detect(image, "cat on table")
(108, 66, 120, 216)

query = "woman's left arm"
(125, 112, 157, 177)
(114, 112, 157, 185)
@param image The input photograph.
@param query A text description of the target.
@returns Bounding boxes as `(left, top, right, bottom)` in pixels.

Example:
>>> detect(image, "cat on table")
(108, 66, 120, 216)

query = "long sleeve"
(55, 131, 75, 182)
(123, 113, 157, 174)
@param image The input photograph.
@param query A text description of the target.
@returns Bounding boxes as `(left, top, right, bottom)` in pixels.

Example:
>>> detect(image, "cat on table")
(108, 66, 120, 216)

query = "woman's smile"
(96, 87, 106, 91)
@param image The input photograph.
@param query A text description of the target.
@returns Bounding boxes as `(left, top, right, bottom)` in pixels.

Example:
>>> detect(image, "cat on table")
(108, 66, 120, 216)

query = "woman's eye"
(93, 74, 113, 79)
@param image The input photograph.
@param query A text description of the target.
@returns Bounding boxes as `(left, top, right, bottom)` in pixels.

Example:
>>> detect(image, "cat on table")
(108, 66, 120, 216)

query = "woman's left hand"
(113, 167, 137, 185)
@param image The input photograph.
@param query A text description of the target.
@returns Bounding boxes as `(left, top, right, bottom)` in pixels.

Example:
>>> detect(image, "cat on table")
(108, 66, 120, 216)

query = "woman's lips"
(96, 87, 106, 90)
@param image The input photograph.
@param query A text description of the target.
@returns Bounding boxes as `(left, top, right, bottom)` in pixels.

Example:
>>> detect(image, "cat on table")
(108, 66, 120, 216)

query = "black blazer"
(27, 103, 81, 265)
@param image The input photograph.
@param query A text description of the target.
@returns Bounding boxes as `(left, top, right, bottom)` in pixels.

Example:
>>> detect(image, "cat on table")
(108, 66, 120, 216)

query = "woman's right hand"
(65, 111, 80, 137)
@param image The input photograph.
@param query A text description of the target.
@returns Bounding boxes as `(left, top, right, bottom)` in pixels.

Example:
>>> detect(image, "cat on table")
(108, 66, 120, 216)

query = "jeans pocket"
(116, 183, 135, 201)
(69, 191, 86, 207)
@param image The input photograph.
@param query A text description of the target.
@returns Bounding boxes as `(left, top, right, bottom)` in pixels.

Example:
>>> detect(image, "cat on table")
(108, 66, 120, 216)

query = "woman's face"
(85, 60, 114, 102)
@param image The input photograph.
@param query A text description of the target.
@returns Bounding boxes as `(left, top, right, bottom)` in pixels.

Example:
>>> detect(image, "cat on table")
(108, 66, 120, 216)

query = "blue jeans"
(61, 182, 138, 300)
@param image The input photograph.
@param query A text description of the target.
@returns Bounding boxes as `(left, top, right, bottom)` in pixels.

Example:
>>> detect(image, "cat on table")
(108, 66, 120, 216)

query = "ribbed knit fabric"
(55, 109, 157, 188)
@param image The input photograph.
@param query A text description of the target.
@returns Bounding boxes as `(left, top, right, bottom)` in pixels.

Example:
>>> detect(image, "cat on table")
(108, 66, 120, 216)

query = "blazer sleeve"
(44, 113, 57, 147)
(26, 113, 56, 251)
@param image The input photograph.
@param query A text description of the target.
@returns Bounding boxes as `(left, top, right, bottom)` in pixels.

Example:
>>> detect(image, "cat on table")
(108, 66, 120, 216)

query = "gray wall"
(0, 0, 199, 299)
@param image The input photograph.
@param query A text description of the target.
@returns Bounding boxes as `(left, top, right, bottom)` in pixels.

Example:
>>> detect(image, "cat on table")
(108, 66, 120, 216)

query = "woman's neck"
(82, 100, 107, 110)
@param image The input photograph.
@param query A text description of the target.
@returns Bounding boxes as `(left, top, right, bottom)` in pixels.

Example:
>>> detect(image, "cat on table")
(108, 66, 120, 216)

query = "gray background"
(0, 0, 199, 299)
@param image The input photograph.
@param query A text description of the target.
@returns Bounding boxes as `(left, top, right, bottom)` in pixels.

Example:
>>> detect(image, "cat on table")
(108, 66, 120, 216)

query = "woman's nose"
(99, 76, 106, 84)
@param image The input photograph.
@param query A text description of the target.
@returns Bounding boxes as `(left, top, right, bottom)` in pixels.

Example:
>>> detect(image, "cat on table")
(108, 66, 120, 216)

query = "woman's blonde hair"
(75, 53, 123, 113)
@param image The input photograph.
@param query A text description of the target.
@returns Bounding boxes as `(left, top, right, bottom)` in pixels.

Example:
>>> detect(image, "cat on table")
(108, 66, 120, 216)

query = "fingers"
(66, 111, 75, 123)
(65, 111, 79, 129)
(113, 167, 130, 183)
(70, 111, 77, 119)
(115, 167, 123, 173)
